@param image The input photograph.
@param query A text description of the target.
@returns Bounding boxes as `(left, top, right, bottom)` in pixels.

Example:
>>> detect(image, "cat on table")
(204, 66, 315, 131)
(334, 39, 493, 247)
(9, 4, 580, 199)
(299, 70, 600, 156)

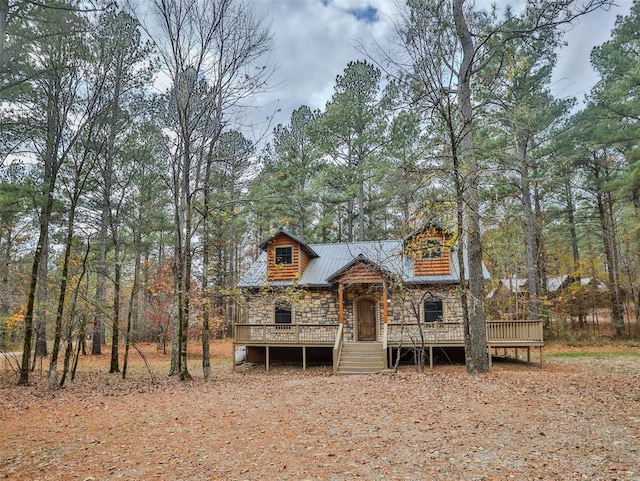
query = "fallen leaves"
(1, 343, 639, 480)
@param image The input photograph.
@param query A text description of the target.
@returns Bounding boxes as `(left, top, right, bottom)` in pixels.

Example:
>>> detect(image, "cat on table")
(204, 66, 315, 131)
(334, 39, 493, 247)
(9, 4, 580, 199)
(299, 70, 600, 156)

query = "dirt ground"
(1, 341, 639, 481)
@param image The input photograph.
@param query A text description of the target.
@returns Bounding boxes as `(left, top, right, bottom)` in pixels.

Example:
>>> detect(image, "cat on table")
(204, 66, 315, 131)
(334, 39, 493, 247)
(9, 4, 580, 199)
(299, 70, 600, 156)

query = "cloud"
(551, 0, 633, 104)
(246, 0, 631, 143)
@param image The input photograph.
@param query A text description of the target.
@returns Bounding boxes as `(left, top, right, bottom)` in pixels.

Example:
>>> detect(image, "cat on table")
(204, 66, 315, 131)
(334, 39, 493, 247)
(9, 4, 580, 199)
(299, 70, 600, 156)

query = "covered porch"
(233, 319, 544, 371)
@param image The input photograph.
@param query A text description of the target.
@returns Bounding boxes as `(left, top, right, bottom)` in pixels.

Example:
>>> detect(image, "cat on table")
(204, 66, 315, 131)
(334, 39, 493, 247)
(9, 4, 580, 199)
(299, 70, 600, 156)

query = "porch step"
(336, 342, 386, 375)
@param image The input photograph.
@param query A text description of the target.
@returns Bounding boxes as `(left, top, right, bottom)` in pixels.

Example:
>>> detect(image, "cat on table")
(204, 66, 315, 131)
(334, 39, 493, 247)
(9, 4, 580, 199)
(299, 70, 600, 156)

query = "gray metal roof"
(238, 238, 489, 288)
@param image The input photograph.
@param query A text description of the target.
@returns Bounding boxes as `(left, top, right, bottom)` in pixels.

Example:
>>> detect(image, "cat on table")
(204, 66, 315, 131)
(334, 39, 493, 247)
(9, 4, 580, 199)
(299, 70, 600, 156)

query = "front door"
(357, 299, 376, 341)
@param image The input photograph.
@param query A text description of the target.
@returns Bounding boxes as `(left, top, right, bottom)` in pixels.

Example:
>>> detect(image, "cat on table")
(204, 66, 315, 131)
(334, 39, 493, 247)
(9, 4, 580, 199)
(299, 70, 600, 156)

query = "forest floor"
(1, 341, 639, 481)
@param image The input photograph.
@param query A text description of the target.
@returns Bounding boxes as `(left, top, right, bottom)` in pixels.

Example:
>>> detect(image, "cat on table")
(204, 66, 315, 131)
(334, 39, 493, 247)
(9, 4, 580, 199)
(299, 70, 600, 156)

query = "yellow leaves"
(4, 306, 25, 329)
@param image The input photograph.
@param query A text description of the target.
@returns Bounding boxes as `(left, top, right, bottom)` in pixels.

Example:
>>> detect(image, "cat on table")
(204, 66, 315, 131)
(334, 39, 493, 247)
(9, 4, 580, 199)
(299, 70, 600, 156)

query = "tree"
(10, 2, 99, 385)
(146, 0, 272, 380)
(590, 2, 640, 327)
(485, 18, 573, 321)
(91, 7, 153, 357)
(394, 0, 614, 372)
(251, 106, 322, 239)
(313, 60, 395, 242)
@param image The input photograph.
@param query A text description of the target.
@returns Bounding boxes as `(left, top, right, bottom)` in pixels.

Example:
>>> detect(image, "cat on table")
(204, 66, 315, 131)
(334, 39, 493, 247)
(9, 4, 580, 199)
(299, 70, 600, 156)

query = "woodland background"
(1, 0, 639, 385)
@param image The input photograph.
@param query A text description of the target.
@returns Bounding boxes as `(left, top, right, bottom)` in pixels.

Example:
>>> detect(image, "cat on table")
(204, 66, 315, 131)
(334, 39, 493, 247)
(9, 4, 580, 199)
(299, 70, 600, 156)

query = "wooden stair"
(336, 342, 386, 375)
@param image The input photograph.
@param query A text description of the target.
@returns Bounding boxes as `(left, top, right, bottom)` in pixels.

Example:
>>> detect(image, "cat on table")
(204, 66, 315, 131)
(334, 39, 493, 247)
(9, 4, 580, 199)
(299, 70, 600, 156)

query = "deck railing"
(387, 322, 464, 345)
(386, 320, 543, 346)
(234, 323, 339, 345)
(486, 320, 543, 344)
(234, 320, 543, 347)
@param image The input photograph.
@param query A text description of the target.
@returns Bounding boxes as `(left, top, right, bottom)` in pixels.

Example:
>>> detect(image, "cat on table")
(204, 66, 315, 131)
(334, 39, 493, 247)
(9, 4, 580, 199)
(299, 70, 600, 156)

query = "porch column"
(382, 280, 388, 324)
(338, 282, 344, 324)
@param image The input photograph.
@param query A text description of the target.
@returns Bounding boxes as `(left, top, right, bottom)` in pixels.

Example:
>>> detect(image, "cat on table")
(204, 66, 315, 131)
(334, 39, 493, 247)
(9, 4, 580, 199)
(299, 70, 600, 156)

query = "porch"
(233, 319, 544, 372)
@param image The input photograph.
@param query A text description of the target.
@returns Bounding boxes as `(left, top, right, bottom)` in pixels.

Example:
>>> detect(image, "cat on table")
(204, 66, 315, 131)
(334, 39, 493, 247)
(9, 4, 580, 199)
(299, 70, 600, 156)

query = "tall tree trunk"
(48, 201, 78, 390)
(453, 0, 489, 373)
(179, 143, 193, 381)
(564, 179, 585, 325)
(533, 182, 547, 298)
(122, 233, 141, 379)
(110, 237, 121, 373)
(61, 237, 90, 387)
(93, 205, 107, 355)
(18, 78, 61, 385)
(596, 184, 624, 336)
(517, 139, 539, 321)
(170, 162, 181, 375)
(18, 192, 53, 385)
(34, 238, 49, 362)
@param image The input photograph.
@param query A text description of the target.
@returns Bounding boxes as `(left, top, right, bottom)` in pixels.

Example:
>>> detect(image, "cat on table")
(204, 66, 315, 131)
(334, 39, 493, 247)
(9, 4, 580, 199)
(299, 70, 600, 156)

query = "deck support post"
(266, 346, 269, 371)
(527, 347, 531, 363)
(539, 346, 544, 368)
(338, 283, 344, 324)
(429, 346, 433, 370)
(302, 346, 306, 371)
(382, 281, 388, 325)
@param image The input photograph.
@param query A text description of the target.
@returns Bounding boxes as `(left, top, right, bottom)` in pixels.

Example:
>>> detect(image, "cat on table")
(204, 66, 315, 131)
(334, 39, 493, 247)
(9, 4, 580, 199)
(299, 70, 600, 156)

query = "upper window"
(275, 306, 292, 325)
(275, 246, 293, 265)
(421, 239, 443, 259)
(424, 300, 443, 322)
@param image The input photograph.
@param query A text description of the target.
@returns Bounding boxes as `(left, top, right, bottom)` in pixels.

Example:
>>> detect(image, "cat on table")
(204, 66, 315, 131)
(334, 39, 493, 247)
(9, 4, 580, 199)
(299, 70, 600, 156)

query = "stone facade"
(241, 283, 463, 343)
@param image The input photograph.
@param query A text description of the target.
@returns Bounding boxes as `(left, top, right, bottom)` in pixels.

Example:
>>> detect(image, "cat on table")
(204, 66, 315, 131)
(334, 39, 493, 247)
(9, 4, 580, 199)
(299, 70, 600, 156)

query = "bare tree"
(140, 0, 272, 380)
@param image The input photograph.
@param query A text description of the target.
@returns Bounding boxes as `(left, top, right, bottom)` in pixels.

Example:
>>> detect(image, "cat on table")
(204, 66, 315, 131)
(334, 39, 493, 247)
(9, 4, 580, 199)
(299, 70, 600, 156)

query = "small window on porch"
(275, 246, 293, 265)
(275, 305, 292, 328)
(424, 300, 443, 322)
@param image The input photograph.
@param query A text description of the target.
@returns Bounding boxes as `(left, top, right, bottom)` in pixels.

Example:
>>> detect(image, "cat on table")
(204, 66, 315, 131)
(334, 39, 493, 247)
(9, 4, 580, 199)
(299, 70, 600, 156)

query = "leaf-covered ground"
(1, 342, 639, 480)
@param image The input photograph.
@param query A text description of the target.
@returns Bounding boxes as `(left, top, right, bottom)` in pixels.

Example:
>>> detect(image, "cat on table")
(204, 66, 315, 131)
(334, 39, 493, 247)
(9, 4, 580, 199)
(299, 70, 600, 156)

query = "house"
(487, 275, 610, 320)
(236, 224, 544, 373)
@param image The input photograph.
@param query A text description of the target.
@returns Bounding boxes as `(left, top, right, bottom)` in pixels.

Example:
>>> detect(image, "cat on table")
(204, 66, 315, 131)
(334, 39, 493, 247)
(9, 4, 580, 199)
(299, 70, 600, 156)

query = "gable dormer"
(258, 228, 319, 281)
(403, 222, 453, 277)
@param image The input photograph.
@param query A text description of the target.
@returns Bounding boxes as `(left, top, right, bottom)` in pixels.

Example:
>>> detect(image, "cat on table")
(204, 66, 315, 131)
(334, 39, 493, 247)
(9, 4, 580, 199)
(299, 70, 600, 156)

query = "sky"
(248, 0, 633, 140)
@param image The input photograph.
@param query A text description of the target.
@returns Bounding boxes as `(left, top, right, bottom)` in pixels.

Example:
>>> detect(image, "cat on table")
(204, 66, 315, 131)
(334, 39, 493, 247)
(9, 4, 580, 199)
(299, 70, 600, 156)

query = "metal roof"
(238, 238, 489, 288)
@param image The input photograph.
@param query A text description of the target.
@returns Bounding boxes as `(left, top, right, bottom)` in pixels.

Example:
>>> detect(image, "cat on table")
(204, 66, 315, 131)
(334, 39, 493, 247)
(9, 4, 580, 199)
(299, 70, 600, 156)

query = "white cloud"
(245, 0, 631, 143)
(551, 0, 633, 104)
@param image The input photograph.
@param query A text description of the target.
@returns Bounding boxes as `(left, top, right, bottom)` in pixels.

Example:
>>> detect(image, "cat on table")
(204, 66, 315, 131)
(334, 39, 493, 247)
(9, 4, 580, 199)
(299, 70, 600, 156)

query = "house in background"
(487, 275, 610, 320)
(236, 223, 544, 374)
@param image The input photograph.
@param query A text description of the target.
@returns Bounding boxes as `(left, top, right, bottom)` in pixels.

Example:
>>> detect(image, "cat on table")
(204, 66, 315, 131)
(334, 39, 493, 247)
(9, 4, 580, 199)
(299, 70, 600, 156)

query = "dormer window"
(421, 239, 443, 259)
(275, 246, 293, 265)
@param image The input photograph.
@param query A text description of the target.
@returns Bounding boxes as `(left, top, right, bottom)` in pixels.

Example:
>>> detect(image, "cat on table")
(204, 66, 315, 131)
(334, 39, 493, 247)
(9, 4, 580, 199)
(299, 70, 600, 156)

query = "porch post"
(338, 282, 344, 324)
(382, 280, 388, 324)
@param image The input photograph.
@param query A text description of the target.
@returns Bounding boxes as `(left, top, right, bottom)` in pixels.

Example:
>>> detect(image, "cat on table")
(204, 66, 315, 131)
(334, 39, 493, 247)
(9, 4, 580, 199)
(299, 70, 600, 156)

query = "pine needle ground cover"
(1, 341, 639, 480)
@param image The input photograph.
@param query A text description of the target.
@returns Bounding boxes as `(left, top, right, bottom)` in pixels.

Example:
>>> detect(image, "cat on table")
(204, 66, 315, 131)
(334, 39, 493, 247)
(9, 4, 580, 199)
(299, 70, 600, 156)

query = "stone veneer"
(241, 284, 463, 343)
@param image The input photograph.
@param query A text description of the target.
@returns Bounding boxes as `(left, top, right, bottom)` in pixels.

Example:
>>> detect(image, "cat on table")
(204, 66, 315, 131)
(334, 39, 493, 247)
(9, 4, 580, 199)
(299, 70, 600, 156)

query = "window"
(421, 239, 443, 259)
(275, 306, 292, 325)
(424, 300, 443, 322)
(275, 246, 293, 265)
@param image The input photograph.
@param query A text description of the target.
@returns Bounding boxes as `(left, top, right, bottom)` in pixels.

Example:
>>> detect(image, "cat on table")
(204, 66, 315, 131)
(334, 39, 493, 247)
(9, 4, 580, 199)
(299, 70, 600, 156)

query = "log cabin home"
(236, 223, 544, 374)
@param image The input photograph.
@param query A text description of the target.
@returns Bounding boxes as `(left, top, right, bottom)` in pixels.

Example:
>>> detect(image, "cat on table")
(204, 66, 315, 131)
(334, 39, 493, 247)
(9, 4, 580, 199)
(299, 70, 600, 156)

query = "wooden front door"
(357, 299, 376, 341)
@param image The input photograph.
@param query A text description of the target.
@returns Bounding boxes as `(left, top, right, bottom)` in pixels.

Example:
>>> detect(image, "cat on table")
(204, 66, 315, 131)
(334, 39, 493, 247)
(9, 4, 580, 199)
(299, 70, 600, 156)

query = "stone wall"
(241, 284, 463, 342)
(242, 287, 339, 325)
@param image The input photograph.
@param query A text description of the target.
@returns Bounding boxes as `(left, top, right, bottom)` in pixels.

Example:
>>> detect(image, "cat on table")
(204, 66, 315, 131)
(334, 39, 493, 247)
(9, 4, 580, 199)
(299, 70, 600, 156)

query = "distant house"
(236, 223, 544, 373)
(487, 275, 609, 319)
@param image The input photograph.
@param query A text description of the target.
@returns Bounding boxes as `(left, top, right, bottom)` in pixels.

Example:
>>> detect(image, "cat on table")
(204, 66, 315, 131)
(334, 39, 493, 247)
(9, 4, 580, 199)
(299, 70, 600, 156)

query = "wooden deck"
(234, 320, 544, 370)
